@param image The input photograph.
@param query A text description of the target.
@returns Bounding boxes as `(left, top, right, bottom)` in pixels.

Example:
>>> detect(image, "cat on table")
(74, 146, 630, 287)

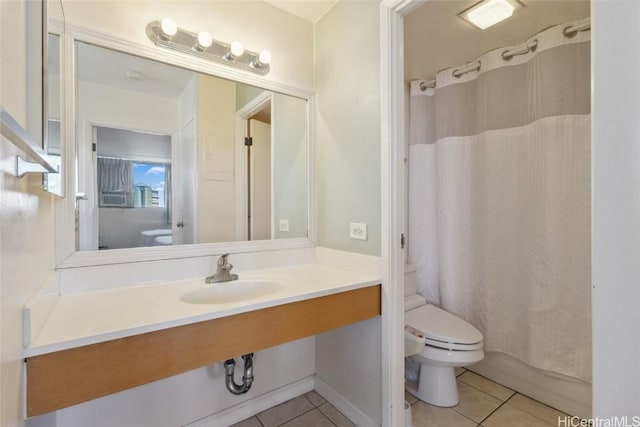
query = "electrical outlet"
(349, 222, 367, 240)
(279, 219, 289, 232)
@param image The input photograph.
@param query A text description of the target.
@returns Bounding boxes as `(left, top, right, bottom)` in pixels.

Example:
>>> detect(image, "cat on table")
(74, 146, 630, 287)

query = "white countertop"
(25, 263, 380, 357)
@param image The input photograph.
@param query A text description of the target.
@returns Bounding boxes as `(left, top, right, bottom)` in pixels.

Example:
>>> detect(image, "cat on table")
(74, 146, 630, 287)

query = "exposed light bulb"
(196, 31, 213, 51)
(223, 41, 244, 60)
(258, 50, 272, 66)
(160, 18, 177, 39)
(251, 50, 272, 69)
(147, 19, 271, 74)
(230, 41, 245, 58)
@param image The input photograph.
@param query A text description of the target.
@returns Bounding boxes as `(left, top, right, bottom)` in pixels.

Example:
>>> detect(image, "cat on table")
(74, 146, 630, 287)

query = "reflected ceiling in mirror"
(75, 42, 308, 251)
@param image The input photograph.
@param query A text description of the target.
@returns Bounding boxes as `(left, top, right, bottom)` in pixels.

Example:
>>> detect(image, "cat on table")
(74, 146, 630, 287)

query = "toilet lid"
(405, 304, 483, 347)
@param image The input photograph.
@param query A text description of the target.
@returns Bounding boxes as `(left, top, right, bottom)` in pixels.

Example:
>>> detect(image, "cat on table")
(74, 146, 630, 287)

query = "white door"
(249, 119, 271, 240)
(78, 124, 98, 251)
(172, 119, 197, 245)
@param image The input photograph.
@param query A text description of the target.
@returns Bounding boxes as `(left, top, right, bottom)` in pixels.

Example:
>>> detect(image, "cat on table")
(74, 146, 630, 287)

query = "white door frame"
(380, 1, 425, 425)
(234, 91, 273, 241)
(173, 118, 198, 245)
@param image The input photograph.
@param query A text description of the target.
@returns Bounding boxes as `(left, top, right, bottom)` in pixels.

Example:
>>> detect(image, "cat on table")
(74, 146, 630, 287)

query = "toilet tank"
(405, 264, 418, 296)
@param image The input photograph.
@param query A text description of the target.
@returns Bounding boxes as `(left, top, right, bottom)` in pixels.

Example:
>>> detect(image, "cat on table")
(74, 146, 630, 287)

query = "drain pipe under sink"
(224, 353, 254, 395)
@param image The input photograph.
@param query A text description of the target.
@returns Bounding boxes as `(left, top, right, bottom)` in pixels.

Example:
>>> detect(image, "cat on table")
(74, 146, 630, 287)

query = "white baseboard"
(184, 376, 315, 427)
(314, 377, 379, 427)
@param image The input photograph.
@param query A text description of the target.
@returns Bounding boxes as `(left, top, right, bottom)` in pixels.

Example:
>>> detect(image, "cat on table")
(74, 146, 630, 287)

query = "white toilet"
(404, 265, 484, 407)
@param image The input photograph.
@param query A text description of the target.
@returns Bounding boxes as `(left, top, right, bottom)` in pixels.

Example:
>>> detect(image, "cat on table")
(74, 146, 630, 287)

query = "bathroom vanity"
(24, 264, 381, 417)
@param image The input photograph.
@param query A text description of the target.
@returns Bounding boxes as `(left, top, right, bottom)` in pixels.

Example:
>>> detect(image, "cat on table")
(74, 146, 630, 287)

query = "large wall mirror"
(73, 41, 310, 253)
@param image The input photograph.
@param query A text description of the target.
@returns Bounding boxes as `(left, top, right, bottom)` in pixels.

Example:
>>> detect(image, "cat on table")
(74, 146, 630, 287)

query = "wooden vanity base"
(25, 284, 381, 417)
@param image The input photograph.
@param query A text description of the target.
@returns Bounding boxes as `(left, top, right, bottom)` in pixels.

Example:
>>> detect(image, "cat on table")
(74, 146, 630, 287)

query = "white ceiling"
(404, 0, 591, 81)
(264, 0, 337, 22)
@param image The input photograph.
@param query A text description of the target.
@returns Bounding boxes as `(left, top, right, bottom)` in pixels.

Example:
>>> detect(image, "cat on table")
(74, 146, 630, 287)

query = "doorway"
(235, 91, 273, 241)
(88, 126, 173, 250)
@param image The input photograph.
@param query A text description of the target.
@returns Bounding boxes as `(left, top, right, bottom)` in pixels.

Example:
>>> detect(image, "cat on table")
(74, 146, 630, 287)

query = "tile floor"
(232, 391, 355, 427)
(233, 370, 569, 427)
(407, 368, 570, 427)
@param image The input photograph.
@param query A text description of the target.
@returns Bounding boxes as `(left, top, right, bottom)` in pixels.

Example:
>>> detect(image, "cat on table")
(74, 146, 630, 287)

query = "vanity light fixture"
(159, 18, 178, 40)
(224, 41, 245, 61)
(459, 0, 523, 30)
(252, 50, 272, 70)
(146, 20, 271, 75)
(196, 31, 213, 51)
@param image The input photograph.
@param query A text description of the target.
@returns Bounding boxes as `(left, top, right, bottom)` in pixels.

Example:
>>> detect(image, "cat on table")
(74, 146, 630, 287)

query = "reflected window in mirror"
(75, 41, 308, 252)
(94, 127, 172, 250)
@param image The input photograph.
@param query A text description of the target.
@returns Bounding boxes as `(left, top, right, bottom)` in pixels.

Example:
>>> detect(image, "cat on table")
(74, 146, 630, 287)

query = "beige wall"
(316, 0, 381, 257)
(0, 2, 56, 427)
(236, 84, 265, 111)
(196, 74, 237, 243)
(53, 0, 314, 91)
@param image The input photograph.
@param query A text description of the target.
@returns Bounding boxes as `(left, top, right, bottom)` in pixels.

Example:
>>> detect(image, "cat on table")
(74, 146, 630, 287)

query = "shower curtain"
(408, 18, 591, 381)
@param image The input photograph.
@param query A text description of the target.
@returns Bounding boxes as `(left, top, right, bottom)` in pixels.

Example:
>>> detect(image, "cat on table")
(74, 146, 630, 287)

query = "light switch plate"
(279, 219, 289, 232)
(349, 222, 367, 240)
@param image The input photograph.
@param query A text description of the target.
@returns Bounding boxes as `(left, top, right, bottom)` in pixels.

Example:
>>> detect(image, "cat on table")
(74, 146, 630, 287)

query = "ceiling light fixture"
(146, 20, 271, 75)
(459, 0, 523, 30)
(125, 70, 143, 81)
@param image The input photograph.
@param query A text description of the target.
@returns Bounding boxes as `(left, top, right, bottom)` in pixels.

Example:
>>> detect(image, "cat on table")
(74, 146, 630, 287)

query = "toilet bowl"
(404, 266, 484, 407)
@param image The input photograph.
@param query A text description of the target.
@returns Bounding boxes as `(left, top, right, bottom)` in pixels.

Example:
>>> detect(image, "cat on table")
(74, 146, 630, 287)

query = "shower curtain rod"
(502, 39, 538, 60)
(563, 22, 590, 38)
(419, 80, 435, 91)
(417, 20, 591, 91)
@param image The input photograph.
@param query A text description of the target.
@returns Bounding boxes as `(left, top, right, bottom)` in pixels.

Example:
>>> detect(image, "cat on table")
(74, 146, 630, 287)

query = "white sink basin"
(180, 280, 283, 304)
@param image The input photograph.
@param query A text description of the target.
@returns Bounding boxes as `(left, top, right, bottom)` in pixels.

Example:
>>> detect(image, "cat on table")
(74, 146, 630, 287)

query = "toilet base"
(406, 364, 459, 407)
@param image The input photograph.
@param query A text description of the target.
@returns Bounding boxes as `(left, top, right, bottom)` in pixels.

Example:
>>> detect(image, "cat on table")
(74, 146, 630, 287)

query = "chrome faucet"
(205, 254, 239, 284)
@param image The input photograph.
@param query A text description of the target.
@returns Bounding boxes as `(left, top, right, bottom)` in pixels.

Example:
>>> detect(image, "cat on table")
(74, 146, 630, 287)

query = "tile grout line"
(316, 406, 339, 427)
(273, 406, 322, 427)
(503, 394, 565, 426)
(407, 371, 571, 427)
(310, 394, 340, 427)
(273, 395, 333, 427)
(407, 383, 504, 426)
(456, 373, 515, 426)
(457, 376, 516, 403)
(450, 405, 487, 425)
(477, 398, 509, 426)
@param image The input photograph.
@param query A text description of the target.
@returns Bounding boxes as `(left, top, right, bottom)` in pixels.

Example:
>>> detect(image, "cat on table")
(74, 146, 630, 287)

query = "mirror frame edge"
(43, 5, 66, 197)
(55, 23, 317, 269)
